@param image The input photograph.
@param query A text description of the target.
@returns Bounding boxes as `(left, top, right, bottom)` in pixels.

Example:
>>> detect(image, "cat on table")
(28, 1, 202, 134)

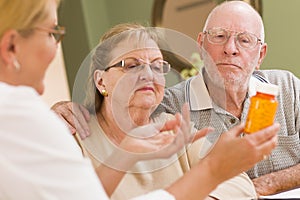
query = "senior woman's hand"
(118, 103, 214, 161)
(51, 101, 90, 139)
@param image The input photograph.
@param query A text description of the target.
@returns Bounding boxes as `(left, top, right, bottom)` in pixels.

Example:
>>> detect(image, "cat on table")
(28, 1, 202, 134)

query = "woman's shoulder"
(0, 83, 64, 131)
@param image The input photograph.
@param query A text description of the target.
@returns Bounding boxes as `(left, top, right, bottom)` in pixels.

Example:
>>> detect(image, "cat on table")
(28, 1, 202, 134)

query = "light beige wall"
(262, 0, 300, 78)
(41, 45, 70, 106)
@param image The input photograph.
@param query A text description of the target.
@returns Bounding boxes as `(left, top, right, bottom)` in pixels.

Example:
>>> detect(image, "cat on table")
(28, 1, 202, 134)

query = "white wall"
(41, 45, 70, 107)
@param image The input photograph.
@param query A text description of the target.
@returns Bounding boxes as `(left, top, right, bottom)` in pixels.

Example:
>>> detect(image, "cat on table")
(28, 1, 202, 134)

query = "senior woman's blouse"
(75, 113, 256, 200)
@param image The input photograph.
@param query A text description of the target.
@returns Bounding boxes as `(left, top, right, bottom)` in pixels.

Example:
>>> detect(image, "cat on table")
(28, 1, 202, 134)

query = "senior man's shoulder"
(157, 78, 193, 115)
(164, 78, 188, 98)
(166, 79, 187, 91)
(254, 69, 300, 86)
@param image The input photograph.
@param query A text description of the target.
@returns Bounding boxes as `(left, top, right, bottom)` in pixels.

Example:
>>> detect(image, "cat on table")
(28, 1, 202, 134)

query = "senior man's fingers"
(72, 103, 91, 139)
(51, 101, 77, 134)
(51, 101, 91, 138)
(79, 104, 91, 122)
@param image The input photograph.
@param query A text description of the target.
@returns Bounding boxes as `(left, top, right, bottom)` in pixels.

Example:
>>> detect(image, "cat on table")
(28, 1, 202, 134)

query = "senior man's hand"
(51, 101, 91, 139)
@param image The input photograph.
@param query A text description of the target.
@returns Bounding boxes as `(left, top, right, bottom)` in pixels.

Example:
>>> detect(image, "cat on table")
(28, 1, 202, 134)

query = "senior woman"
(69, 23, 279, 200)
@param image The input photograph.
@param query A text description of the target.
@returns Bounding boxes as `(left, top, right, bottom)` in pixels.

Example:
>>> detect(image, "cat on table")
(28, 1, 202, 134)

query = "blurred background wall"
(262, 0, 300, 76)
(43, 0, 300, 105)
(41, 44, 70, 106)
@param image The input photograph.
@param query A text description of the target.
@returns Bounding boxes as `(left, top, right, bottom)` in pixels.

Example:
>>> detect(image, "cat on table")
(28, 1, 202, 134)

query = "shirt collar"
(186, 70, 263, 111)
(186, 72, 212, 111)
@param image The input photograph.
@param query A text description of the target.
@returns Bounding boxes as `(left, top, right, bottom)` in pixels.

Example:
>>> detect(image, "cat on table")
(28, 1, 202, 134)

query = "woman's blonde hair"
(0, 0, 61, 38)
(83, 23, 160, 113)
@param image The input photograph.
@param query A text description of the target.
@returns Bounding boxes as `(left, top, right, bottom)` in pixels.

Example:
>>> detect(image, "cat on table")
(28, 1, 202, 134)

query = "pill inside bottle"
(244, 82, 279, 134)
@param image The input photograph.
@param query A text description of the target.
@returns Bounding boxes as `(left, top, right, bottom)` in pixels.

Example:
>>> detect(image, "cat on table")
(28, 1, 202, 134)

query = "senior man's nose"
(223, 36, 239, 56)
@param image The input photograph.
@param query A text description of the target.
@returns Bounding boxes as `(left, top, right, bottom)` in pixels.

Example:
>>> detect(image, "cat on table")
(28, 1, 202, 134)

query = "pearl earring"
(13, 59, 21, 71)
(100, 89, 108, 97)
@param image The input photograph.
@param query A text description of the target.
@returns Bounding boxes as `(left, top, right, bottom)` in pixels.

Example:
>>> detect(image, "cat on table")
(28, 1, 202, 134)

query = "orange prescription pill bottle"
(244, 82, 279, 134)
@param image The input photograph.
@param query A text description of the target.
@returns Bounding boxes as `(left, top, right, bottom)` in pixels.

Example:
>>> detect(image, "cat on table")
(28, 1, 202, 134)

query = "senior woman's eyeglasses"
(203, 28, 262, 49)
(35, 25, 66, 43)
(105, 58, 171, 75)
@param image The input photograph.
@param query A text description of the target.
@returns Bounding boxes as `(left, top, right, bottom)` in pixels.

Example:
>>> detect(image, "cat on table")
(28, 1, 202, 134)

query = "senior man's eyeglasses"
(105, 57, 171, 75)
(36, 25, 66, 43)
(204, 28, 262, 49)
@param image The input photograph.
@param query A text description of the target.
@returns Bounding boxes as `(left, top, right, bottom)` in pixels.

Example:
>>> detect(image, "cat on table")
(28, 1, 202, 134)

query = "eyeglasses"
(36, 25, 66, 43)
(203, 28, 262, 49)
(105, 58, 171, 75)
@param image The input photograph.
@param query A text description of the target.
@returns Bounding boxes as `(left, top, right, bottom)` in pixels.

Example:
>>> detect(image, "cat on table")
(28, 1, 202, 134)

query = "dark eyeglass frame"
(104, 58, 171, 75)
(35, 25, 66, 43)
(203, 28, 262, 49)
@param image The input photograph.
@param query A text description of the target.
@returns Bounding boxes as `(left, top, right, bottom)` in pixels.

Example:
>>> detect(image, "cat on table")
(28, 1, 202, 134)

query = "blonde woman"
(0, 0, 107, 199)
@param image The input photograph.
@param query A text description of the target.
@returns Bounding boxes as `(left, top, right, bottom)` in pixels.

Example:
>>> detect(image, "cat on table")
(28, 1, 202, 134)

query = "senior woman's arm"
(95, 105, 213, 196)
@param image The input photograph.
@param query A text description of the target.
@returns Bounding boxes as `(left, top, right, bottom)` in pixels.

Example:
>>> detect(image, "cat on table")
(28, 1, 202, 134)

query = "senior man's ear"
(255, 43, 268, 70)
(197, 32, 205, 60)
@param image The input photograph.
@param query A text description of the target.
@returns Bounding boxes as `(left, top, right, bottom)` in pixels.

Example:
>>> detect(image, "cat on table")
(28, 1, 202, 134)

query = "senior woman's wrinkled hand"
(51, 101, 90, 139)
(119, 103, 214, 161)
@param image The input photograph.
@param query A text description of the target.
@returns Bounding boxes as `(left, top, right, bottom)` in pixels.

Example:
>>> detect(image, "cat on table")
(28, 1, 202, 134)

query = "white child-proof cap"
(256, 82, 279, 96)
